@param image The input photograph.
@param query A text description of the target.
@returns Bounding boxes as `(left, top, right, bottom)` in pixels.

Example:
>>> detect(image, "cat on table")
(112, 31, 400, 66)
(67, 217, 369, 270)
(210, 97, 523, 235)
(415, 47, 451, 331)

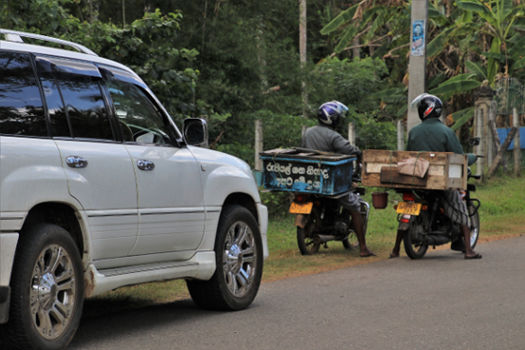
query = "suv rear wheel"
(3, 224, 84, 350)
(187, 205, 263, 310)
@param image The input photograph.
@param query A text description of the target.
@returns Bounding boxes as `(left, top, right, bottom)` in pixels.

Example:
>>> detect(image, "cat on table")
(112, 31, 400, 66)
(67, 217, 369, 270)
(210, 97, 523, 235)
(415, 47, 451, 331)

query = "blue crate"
(260, 148, 356, 196)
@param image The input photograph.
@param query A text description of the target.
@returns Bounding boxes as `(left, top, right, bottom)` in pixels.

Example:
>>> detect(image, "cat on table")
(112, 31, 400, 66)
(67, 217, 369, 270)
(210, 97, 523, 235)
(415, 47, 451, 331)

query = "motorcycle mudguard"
(398, 214, 412, 231)
(294, 214, 307, 228)
(398, 221, 410, 231)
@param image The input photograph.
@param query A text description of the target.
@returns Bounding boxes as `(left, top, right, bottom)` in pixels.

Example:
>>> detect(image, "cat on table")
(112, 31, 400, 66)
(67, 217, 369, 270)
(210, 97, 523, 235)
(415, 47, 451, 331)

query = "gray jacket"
(302, 125, 360, 155)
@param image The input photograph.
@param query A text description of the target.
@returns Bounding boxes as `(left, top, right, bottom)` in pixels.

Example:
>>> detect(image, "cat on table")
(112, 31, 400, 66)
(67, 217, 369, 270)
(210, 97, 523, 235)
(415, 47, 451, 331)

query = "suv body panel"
(0, 34, 268, 328)
(126, 144, 205, 257)
(55, 139, 140, 261)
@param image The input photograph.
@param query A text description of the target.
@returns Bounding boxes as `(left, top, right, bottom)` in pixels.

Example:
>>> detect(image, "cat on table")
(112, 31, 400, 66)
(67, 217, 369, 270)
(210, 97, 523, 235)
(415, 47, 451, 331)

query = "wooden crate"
(361, 149, 468, 190)
(260, 148, 356, 196)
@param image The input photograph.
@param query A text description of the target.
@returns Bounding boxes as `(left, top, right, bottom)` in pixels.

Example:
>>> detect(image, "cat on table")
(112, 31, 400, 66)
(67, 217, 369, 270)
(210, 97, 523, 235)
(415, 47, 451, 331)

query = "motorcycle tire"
(342, 234, 356, 250)
(403, 220, 428, 259)
(297, 208, 321, 255)
(467, 199, 480, 249)
(343, 203, 368, 250)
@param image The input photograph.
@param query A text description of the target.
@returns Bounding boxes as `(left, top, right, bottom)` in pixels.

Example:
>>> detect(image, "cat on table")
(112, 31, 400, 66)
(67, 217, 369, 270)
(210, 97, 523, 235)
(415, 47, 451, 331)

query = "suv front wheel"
(3, 224, 84, 350)
(187, 205, 263, 310)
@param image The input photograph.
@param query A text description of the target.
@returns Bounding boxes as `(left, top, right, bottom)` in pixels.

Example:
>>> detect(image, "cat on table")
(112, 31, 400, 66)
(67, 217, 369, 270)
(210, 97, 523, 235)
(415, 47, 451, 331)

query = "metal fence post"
(255, 119, 263, 171)
(348, 122, 355, 145)
(397, 120, 405, 151)
(513, 108, 521, 176)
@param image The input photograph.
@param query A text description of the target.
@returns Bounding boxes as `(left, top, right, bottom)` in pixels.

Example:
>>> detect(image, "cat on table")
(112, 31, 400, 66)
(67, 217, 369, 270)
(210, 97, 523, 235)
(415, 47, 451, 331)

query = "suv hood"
(187, 146, 253, 176)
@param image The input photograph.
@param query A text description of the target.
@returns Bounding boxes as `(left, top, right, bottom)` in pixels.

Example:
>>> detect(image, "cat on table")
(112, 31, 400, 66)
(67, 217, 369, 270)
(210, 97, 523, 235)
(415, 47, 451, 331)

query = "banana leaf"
(334, 26, 359, 53)
(512, 57, 525, 71)
(465, 60, 487, 80)
(320, 5, 358, 35)
(430, 74, 481, 99)
(451, 106, 475, 131)
(427, 27, 453, 58)
(456, 1, 492, 21)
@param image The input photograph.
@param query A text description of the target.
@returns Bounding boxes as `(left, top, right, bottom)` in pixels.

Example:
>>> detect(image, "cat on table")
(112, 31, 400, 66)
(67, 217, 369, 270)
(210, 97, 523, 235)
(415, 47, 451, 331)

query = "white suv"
(0, 29, 268, 350)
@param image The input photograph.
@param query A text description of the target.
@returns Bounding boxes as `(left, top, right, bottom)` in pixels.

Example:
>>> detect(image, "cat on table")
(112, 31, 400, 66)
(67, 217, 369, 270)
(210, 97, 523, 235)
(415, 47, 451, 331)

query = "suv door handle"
(65, 156, 88, 168)
(137, 159, 155, 171)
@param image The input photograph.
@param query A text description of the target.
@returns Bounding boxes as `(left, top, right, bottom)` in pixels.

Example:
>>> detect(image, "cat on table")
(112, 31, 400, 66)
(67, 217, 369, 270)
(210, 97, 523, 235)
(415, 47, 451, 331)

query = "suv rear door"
(35, 56, 139, 266)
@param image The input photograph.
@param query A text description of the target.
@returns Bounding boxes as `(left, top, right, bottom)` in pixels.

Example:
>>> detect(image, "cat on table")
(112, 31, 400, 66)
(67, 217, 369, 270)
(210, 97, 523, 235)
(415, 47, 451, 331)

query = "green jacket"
(407, 118, 476, 165)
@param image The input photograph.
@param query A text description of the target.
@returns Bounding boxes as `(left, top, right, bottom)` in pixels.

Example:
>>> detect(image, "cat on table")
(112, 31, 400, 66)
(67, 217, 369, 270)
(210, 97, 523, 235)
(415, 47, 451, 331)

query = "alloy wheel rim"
(470, 227, 479, 246)
(30, 244, 76, 340)
(223, 221, 257, 297)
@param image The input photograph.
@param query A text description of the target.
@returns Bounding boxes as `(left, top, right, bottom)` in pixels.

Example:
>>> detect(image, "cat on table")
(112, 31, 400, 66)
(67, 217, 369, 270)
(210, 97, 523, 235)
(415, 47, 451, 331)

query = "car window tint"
(39, 78, 71, 137)
(0, 51, 46, 136)
(56, 76, 113, 140)
(105, 77, 170, 145)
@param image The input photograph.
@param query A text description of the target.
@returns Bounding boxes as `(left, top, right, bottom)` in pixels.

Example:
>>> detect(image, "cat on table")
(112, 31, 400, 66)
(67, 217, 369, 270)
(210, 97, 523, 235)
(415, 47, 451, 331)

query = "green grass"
(87, 176, 525, 311)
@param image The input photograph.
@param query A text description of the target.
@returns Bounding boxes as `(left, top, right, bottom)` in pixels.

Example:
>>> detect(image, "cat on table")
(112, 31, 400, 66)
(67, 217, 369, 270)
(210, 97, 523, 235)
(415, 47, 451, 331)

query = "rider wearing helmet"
(302, 101, 374, 257)
(303, 101, 361, 155)
(406, 94, 475, 158)
(389, 93, 482, 259)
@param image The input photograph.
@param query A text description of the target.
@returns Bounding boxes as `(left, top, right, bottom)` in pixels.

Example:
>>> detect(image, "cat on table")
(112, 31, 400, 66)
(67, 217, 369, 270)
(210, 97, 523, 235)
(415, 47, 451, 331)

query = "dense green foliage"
(0, 0, 401, 167)
(323, 0, 525, 127)
(3, 0, 524, 214)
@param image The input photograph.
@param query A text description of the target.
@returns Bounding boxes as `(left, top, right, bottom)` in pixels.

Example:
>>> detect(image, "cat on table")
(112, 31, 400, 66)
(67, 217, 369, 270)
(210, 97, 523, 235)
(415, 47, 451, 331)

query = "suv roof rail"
(0, 29, 98, 56)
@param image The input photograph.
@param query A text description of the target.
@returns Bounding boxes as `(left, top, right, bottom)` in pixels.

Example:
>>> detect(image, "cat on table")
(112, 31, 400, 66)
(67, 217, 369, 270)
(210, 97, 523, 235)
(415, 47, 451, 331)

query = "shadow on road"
(70, 298, 215, 349)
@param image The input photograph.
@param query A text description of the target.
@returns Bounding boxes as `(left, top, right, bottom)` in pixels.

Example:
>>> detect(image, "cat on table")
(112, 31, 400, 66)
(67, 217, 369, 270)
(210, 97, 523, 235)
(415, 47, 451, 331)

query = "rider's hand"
(354, 150, 362, 162)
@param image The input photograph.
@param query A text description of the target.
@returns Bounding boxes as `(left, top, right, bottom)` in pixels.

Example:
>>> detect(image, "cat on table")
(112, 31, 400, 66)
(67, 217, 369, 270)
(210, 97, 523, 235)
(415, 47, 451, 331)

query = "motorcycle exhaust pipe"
(425, 235, 450, 246)
(317, 234, 337, 242)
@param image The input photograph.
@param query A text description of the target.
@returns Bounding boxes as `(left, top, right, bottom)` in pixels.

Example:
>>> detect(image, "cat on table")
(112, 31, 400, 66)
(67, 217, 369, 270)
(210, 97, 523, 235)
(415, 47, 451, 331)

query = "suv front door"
(103, 69, 205, 260)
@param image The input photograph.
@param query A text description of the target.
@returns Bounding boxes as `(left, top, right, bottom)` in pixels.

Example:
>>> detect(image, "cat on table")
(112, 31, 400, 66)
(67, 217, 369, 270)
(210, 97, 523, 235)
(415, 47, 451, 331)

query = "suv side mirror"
(183, 118, 209, 147)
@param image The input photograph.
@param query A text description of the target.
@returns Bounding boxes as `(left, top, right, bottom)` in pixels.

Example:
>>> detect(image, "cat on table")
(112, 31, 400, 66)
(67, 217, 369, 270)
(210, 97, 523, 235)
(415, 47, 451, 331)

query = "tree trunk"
(352, 37, 360, 59)
(299, 0, 308, 117)
(487, 127, 517, 178)
(122, 0, 126, 27)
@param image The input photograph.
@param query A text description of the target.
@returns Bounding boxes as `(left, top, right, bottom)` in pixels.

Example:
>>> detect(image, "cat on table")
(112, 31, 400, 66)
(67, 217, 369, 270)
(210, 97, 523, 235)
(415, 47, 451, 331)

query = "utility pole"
(407, 0, 428, 132)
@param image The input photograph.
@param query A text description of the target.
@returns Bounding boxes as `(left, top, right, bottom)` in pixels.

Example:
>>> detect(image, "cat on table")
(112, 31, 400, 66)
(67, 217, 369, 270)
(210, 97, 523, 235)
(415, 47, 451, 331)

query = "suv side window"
(0, 51, 47, 136)
(36, 57, 113, 140)
(103, 71, 171, 145)
(58, 76, 112, 139)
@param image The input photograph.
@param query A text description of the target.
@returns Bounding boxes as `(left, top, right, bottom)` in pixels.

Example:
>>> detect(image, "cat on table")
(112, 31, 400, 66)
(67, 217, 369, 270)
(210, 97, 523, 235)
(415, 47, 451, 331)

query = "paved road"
(71, 236, 525, 350)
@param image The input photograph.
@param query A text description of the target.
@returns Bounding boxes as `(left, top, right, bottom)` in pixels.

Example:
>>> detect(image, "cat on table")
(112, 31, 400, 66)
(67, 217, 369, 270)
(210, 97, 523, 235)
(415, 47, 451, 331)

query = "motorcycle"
(395, 166, 481, 259)
(289, 167, 369, 255)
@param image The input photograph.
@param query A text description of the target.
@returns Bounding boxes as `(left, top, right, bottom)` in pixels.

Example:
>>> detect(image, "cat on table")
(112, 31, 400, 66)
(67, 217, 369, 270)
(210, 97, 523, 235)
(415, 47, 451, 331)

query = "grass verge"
(86, 175, 525, 313)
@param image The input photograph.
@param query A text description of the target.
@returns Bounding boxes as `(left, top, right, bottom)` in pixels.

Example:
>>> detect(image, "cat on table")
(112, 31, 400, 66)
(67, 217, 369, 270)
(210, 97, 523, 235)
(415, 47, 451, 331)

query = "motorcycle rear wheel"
(403, 224, 428, 259)
(343, 203, 368, 250)
(297, 208, 321, 255)
(342, 234, 357, 250)
(467, 200, 480, 249)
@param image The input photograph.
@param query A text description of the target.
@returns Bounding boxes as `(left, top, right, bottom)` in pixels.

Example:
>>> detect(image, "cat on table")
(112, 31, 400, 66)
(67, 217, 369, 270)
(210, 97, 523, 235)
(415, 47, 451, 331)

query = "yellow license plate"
(396, 201, 422, 215)
(289, 201, 313, 214)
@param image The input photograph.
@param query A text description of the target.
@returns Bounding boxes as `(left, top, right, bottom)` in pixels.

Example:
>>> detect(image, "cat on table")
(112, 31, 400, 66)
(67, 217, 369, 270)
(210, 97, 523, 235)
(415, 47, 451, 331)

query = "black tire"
(2, 224, 84, 350)
(342, 236, 353, 250)
(467, 200, 480, 249)
(343, 201, 369, 250)
(403, 222, 428, 259)
(187, 205, 263, 311)
(296, 208, 321, 255)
